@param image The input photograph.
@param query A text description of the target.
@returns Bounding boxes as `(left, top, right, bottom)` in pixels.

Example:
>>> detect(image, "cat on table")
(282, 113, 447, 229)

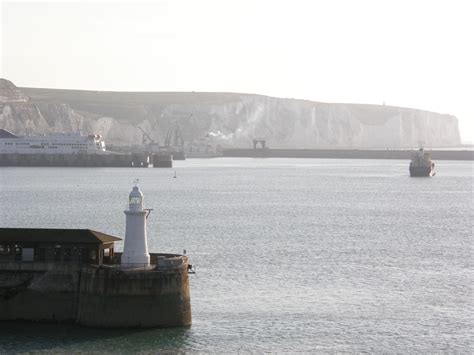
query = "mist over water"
(0, 158, 472, 352)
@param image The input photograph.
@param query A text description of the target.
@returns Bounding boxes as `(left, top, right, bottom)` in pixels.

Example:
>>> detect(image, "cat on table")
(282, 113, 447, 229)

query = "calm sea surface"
(0, 158, 472, 353)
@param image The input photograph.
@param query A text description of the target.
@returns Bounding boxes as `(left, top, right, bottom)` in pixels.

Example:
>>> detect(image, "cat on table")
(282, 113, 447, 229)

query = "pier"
(223, 148, 473, 160)
(0, 183, 192, 328)
(0, 152, 175, 167)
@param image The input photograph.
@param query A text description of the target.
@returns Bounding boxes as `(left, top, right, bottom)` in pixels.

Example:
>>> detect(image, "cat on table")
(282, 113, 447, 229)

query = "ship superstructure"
(0, 129, 106, 154)
(409, 147, 435, 177)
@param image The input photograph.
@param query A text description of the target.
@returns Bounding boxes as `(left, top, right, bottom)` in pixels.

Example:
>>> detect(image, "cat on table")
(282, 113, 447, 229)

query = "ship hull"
(171, 151, 186, 160)
(409, 166, 435, 177)
(152, 153, 173, 168)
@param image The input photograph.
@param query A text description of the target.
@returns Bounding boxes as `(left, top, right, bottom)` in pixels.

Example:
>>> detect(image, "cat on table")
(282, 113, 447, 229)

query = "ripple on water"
(0, 159, 472, 352)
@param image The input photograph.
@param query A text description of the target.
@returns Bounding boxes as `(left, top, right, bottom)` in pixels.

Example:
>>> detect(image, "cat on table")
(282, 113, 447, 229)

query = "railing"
(0, 253, 189, 272)
(0, 261, 186, 273)
(103, 263, 160, 272)
(108, 258, 186, 272)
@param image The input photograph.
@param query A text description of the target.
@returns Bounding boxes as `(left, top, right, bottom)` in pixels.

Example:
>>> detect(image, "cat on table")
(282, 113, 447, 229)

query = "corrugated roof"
(0, 129, 18, 139)
(0, 228, 122, 244)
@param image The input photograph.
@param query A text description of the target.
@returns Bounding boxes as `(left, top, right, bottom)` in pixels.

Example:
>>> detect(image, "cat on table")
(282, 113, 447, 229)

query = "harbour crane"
(164, 122, 185, 148)
(138, 126, 156, 145)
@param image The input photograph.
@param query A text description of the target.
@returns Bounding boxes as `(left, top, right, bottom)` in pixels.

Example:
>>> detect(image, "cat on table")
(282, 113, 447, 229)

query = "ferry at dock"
(0, 129, 107, 154)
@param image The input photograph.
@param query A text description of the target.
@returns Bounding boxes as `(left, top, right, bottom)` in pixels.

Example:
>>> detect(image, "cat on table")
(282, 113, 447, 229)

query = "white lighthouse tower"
(122, 181, 150, 267)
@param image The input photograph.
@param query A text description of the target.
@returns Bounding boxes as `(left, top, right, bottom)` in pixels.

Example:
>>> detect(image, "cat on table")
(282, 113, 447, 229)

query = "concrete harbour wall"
(0, 153, 150, 167)
(0, 254, 191, 327)
(77, 265, 191, 327)
(0, 266, 79, 322)
(223, 148, 473, 160)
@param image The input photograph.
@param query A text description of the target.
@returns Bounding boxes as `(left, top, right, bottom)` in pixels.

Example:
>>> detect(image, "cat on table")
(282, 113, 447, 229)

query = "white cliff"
(173, 95, 460, 148)
(0, 79, 461, 148)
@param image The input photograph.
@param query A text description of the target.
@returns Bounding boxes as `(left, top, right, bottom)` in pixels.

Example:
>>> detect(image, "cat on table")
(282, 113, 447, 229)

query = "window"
(54, 245, 61, 262)
(14, 245, 22, 261)
(64, 248, 72, 261)
(36, 248, 46, 261)
(129, 196, 142, 204)
(0, 244, 11, 255)
(22, 248, 34, 262)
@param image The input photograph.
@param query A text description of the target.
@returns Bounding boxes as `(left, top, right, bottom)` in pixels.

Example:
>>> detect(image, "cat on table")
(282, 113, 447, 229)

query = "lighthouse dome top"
(129, 185, 143, 198)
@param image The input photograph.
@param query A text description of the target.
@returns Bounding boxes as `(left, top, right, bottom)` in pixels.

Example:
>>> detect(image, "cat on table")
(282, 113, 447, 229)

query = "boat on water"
(0, 129, 107, 154)
(0, 129, 154, 167)
(409, 147, 435, 177)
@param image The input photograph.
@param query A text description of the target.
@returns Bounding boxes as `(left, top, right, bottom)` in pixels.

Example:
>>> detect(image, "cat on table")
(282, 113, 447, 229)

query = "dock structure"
(0, 243, 191, 327)
(0, 152, 175, 168)
(0, 152, 151, 167)
(0, 185, 191, 328)
(0, 128, 176, 167)
(223, 148, 474, 160)
(252, 138, 267, 150)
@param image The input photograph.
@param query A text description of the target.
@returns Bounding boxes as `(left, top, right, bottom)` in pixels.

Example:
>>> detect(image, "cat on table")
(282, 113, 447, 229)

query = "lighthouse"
(122, 182, 151, 267)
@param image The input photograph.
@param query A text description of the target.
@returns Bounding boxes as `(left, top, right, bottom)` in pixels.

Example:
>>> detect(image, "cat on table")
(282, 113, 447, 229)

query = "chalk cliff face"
(0, 78, 461, 148)
(197, 96, 461, 148)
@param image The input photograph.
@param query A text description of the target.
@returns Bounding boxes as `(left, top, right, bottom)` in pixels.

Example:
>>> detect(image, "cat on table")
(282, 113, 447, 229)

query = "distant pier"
(0, 152, 174, 167)
(223, 148, 473, 161)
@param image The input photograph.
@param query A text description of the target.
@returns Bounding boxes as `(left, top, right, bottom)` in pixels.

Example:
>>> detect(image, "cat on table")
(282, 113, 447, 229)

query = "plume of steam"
(207, 130, 235, 146)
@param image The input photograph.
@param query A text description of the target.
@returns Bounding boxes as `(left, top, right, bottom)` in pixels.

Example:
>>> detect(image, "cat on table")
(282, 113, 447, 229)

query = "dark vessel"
(152, 152, 173, 168)
(171, 150, 186, 160)
(409, 147, 435, 177)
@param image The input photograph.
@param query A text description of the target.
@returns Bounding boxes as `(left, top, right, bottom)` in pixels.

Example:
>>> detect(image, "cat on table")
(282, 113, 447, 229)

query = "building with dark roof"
(0, 228, 121, 265)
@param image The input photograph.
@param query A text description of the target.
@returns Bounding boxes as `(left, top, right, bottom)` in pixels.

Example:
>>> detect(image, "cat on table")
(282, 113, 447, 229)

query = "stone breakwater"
(0, 254, 191, 328)
(223, 148, 473, 160)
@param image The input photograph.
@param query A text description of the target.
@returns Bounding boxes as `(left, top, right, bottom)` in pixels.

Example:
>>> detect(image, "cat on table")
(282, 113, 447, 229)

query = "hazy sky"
(1, 0, 473, 142)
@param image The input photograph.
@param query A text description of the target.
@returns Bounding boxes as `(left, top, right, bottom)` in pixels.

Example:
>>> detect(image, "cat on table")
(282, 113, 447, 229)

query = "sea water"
(0, 158, 472, 353)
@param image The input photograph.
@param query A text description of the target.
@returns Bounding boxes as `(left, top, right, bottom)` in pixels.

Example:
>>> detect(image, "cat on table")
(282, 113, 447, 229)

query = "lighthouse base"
(120, 253, 150, 268)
